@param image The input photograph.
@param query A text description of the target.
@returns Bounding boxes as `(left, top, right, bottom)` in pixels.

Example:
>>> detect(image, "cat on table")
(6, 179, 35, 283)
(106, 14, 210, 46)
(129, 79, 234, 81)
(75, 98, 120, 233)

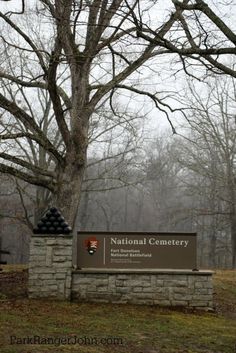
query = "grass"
(0, 264, 28, 272)
(0, 267, 236, 353)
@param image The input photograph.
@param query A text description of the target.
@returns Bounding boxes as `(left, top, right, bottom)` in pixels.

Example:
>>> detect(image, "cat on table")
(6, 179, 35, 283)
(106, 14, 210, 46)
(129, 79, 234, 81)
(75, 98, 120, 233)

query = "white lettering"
(184, 240, 189, 247)
(110, 237, 146, 245)
(111, 237, 190, 247)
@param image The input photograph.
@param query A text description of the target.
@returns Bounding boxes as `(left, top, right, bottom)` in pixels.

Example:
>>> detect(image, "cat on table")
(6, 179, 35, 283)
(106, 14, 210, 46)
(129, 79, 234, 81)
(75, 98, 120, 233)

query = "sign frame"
(77, 231, 197, 270)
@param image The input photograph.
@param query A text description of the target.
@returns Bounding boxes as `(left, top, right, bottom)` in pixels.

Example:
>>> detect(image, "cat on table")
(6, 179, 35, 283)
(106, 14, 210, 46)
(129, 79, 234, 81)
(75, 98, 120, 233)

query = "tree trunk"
(54, 162, 86, 229)
(209, 230, 216, 268)
(228, 186, 236, 268)
(227, 170, 236, 269)
(35, 187, 52, 223)
(230, 213, 236, 269)
(52, 125, 88, 229)
(79, 190, 89, 230)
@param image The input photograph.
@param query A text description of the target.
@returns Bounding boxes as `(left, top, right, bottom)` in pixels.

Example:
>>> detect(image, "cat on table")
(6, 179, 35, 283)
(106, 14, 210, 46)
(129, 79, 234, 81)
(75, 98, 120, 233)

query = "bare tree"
(0, 0, 236, 230)
(175, 76, 236, 268)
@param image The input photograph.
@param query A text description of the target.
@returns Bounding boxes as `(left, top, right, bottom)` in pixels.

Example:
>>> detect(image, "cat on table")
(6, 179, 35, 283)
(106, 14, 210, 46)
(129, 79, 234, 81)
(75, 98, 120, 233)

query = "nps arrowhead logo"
(84, 237, 99, 255)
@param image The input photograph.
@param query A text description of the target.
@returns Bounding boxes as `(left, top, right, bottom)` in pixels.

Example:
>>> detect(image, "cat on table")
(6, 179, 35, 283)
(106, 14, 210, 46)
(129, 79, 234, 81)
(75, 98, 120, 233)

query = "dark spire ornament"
(33, 207, 72, 235)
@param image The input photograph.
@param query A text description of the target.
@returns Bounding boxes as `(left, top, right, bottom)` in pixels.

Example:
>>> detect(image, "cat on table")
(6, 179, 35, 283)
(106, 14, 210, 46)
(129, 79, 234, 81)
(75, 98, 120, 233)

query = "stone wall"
(72, 269, 213, 309)
(28, 236, 213, 309)
(28, 235, 73, 300)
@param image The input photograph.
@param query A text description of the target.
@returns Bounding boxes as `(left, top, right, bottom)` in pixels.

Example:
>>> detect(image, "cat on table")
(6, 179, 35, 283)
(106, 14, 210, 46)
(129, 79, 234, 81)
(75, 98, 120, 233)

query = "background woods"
(0, 0, 236, 268)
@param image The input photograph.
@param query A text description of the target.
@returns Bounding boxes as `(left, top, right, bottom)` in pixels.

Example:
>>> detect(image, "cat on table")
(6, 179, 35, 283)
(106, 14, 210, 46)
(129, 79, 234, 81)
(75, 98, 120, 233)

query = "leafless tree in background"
(175, 76, 236, 268)
(0, 0, 236, 231)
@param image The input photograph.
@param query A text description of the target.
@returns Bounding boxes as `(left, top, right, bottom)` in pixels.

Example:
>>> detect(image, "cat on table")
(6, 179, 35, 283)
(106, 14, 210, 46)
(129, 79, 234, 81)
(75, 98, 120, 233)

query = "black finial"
(33, 207, 72, 235)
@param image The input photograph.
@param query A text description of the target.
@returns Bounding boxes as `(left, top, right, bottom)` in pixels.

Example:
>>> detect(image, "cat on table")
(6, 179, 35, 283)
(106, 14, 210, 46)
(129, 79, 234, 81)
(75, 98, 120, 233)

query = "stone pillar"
(28, 235, 73, 300)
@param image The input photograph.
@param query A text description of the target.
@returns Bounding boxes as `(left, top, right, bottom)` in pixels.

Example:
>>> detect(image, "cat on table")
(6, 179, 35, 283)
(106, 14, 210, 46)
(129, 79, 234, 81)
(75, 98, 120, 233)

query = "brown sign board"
(77, 232, 197, 270)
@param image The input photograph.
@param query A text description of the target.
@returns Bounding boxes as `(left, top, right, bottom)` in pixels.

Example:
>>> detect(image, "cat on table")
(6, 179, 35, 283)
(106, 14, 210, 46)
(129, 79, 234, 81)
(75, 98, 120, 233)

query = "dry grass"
(0, 267, 235, 353)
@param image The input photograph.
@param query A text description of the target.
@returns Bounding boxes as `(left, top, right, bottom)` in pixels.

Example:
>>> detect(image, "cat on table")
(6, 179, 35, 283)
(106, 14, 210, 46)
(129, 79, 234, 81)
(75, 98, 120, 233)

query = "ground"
(0, 266, 236, 353)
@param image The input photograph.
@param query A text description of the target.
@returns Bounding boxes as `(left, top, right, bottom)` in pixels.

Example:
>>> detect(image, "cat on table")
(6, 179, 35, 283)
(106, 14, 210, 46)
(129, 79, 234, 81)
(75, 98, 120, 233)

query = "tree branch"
(0, 152, 55, 178)
(0, 93, 65, 164)
(0, 10, 47, 73)
(89, 3, 187, 109)
(47, 39, 71, 149)
(173, 0, 236, 45)
(0, 71, 72, 110)
(0, 163, 55, 191)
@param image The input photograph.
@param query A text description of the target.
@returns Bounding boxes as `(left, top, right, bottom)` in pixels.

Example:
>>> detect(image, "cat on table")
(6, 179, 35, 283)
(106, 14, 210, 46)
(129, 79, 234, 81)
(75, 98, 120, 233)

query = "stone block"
(97, 286, 108, 292)
(86, 285, 97, 292)
(156, 275, 173, 280)
(53, 250, 72, 256)
(58, 283, 65, 294)
(65, 277, 71, 288)
(29, 261, 45, 268)
(164, 280, 187, 287)
(193, 275, 209, 281)
(94, 279, 108, 286)
(28, 279, 43, 286)
(153, 287, 166, 294)
(42, 285, 58, 291)
(187, 277, 196, 287)
(130, 280, 146, 287)
(132, 293, 153, 300)
(115, 279, 125, 286)
(195, 282, 204, 288)
(30, 255, 46, 261)
(117, 275, 129, 280)
(47, 239, 72, 245)
(53, 256, 69, 262)
(155, 280, 164, 287)
(55, 269, 70, 274)
(31, 238, 46, 246)
(46, 247, 53, 266)
(38, 274, 54, 280)
(173, 287, 191, 294)
(53, 239, 72, 245)
(173, 275, 188, 281)
(43, 280, 57, 285)
(142, 287, 153, 293)
(116, 287, 129, 294)
(133, 287, 143, 292)
(45, 240, 57, 246)
(73, 277, 91, 285)
(28, 274, 39, 280)
(153, 293, 168, 301)
(88, 274, 108, 280)
(55, 273, 66, 279)
(30, 249, 46, 256)
(203, 282, 213, 289)
(173, 294, 193, 301)
(33, 268, 56, 274)
(108, 277, 116, 286)
(194, 289, 209, 295)
(53, 261, 72, 268)
(73, 283, 86, 291)
(134, 275, 151, 281)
